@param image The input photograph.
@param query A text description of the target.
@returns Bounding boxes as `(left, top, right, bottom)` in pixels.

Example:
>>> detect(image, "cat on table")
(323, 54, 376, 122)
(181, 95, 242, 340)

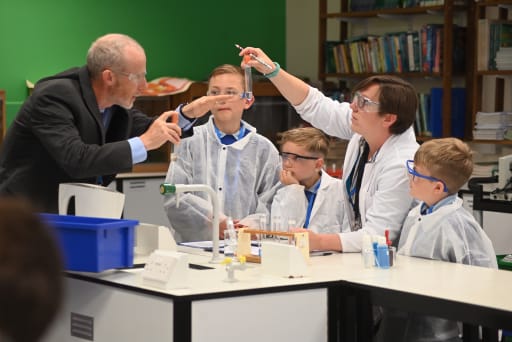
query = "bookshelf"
(0, 90, 5, 145)
(468, 0, 512, 144)
(318, 0, 470, 140)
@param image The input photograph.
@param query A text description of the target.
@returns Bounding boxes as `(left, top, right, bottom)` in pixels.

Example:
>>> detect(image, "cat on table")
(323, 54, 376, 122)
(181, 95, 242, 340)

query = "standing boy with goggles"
(163, 64, 281, 242)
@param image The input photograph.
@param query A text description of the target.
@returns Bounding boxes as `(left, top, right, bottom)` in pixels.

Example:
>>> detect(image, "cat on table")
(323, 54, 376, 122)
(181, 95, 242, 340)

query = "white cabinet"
(115, 173, 171, 228)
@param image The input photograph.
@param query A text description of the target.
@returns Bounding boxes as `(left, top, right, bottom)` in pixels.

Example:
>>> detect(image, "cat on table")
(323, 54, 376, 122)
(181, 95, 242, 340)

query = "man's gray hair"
(86, 33, 142, 78)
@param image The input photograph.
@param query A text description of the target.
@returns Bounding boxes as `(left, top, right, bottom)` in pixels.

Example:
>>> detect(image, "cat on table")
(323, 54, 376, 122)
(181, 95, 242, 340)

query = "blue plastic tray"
(41, 213, 138, 272)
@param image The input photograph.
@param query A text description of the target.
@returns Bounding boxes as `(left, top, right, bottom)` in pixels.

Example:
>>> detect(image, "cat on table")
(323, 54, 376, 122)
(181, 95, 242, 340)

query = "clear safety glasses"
(352, 91, 380, 112)
(280, 152, 319, 163)
(206, 89, 246, 101)
(115, 71, 147, 85)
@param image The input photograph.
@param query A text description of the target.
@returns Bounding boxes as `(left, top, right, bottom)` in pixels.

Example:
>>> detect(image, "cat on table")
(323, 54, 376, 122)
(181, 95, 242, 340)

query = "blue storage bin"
(41, 213, 138, 272)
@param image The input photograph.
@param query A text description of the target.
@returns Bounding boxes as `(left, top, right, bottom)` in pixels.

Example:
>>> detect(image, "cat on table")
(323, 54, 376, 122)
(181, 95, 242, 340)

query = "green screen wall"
(0, 1, 285, 125)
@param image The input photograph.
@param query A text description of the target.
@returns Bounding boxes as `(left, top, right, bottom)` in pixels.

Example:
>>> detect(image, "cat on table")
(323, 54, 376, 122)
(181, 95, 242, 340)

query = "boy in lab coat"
(375, 137, 497, 342)
(271, 127, 346, 250)
(163, 64, 281, 242)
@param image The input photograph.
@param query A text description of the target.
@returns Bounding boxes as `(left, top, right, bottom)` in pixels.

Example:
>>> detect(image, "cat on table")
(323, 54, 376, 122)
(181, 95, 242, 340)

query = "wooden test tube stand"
(236, 228, 309, 263)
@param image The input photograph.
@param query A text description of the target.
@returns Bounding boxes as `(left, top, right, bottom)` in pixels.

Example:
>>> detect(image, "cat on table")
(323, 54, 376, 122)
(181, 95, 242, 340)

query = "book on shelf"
(481, 75, 512, 112)
(338, 44, 352, 73)
(472, 129, 507, 140)
(323, 6, 466, 77)
(433, 26, 443, 73)
(420, 0, 445, 6)
(350, 0, 453, 10)
(429, 87, 466, 138)
(421, 0, 468, 5)
(452, 26, 466, 74)
(407, 31, 421, 72)
(415, 92, 431, 137)
(421, 24, 441, 73)
(489, 22, 512, 70)
(477, 19, 490, 71)
(473, 111, 512, 140)
(324, 41, 342, 74)
(350, 0, 425, 11)
(325, 23, 465, 75)
(350, 0, 376, 11)
(329, 32, 420, 74)
(419, 24, 465, 73)
(495, 47, 512, 71)
(477, 3, 512, 71)
(475, 111, 512, 126)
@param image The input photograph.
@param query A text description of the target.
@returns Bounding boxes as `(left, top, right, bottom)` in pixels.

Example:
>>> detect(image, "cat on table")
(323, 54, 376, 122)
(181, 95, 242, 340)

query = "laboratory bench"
(43, 248, 512, 342)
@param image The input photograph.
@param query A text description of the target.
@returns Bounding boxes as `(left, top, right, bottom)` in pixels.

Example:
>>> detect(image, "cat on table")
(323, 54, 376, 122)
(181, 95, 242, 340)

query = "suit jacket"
(0, 66, 156, 213)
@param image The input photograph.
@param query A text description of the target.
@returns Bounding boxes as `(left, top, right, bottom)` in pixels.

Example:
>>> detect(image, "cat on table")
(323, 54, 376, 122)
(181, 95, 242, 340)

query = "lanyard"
(346, 139, 369, 227)
(304, 180, 321, 228)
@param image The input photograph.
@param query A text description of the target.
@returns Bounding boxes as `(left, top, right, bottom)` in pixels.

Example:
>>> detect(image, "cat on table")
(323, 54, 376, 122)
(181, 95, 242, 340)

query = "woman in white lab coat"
(239, 48, 419, 252)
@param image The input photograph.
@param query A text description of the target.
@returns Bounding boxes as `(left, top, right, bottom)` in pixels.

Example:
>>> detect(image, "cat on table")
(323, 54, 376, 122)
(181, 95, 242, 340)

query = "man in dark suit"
(0, 33, 226, 213)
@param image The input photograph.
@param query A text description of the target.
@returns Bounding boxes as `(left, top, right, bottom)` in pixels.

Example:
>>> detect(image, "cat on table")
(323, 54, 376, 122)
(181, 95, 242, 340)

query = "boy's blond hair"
(208, 64, 244, 87)
(414, 137, 473, 194)
(278, 127, 330, 157)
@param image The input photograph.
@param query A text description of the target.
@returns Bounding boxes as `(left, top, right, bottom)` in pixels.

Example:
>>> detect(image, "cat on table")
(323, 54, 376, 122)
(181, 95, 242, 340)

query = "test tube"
(243, 66, 253, 100)
(287, 219, 296, 245)
(259, 214, 267, 255)
(259, 213, 267, 232)
(272, 216, 281, 242)
(224, 217, 237, 257)
(287, 219, 296, 232)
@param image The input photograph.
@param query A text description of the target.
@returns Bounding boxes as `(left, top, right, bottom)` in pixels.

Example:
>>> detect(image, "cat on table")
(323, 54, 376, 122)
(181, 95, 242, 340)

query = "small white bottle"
(362, 233, 375, 268)
(224, 217, 237, 258)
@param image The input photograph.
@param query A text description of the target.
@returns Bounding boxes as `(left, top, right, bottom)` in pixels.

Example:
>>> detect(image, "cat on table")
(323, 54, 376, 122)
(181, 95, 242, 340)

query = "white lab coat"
(271, 170, 346, 233)
(375, 196, 497, 342)
(294, 86, 419, 252)
(163, 117, 281, 242)
(398, 196, 497, 268)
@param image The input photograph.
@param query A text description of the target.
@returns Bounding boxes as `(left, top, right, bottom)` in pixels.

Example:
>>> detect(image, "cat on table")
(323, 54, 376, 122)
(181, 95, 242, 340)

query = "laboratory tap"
(222, 255, 247, 283)
(160, 183, 222, 263)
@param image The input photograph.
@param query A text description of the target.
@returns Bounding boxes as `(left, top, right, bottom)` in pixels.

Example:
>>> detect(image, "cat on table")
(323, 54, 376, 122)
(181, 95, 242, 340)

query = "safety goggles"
(352, 91, 380, 112)
(406, 160, 448, 192)
(280, 152, 319, 163)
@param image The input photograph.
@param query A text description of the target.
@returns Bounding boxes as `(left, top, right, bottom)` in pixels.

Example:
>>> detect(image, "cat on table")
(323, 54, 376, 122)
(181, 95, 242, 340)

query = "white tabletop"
(69, 247, 512, 316)
(345, 254, 512, 313)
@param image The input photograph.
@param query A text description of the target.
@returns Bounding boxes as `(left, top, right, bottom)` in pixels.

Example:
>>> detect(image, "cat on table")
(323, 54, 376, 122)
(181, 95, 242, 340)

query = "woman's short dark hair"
(352, 75, 418, 135)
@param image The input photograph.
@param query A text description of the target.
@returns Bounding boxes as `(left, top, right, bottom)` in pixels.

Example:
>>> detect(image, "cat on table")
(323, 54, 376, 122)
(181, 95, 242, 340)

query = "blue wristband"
(264, 62, 280, 79)
(177, 103, 193, 121)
